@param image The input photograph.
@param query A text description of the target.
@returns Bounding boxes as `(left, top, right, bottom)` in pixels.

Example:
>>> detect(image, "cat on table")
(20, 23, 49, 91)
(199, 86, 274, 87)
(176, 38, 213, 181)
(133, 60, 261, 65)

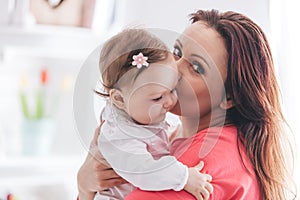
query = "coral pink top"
(125, 125, 261, 200)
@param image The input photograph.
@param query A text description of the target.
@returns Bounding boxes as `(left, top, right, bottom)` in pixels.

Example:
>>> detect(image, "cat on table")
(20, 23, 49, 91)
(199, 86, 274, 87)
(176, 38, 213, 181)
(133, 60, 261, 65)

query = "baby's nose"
(163, 94, 177, 110)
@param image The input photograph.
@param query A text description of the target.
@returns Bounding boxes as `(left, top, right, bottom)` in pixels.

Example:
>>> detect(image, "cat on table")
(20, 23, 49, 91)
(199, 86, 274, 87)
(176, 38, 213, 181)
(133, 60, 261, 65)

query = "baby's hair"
(96, 28, 169, 97)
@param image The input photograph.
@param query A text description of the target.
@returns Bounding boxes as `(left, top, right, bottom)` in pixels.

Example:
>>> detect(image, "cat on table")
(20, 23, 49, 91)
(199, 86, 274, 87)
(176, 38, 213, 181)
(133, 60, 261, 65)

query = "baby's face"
(123, 55, 178, 125)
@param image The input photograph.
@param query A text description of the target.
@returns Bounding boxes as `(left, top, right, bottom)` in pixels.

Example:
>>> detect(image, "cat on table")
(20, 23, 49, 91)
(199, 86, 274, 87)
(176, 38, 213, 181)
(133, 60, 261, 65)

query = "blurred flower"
(19, 68, 48, 120)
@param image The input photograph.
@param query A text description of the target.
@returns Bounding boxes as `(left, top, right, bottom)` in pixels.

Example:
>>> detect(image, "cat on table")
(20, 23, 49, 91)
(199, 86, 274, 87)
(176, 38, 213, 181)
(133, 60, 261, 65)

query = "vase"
(21, 118, 55, 156)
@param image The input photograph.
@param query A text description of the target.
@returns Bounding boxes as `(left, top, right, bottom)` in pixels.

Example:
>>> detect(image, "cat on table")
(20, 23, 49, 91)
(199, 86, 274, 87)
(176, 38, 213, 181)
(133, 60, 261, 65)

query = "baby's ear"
(110, 89, 125, 109)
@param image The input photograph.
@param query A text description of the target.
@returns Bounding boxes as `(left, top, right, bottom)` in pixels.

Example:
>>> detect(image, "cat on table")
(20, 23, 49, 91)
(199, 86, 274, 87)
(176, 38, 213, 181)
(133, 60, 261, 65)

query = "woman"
(77, 9, 296, 200)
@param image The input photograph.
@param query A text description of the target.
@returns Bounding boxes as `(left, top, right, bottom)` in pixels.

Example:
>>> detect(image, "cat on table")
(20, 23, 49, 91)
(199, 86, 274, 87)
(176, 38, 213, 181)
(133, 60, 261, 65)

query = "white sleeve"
(98, 124, 188, 191)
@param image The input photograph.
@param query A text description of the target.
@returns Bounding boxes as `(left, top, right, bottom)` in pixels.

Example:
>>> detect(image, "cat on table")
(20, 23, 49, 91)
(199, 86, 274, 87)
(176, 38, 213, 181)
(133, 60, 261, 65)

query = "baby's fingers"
(194, 193, 204, 200)
(205, 181, 214, 194)
(194, 161, 205, 171)
(204, 174, 212, 182)
(200, 187, 210, 200)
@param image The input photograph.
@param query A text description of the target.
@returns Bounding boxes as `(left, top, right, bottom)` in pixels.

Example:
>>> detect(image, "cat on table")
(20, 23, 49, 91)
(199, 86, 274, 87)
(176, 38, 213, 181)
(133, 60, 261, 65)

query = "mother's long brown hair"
(190, 10, 296, 199)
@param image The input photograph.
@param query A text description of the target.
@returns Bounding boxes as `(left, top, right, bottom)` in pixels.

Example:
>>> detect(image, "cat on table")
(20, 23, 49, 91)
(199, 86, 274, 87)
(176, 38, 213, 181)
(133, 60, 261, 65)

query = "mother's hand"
(77, 125, 127, 200)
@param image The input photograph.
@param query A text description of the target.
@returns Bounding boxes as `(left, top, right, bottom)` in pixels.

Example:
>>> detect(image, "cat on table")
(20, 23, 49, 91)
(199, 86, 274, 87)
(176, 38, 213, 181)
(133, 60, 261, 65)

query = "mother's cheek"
(170, 101, 181, 115)
(171, 78, 202, 117)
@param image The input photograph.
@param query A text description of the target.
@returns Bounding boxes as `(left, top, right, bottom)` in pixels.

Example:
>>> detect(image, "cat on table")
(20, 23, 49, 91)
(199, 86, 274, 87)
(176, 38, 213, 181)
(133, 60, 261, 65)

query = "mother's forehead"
(179, 22, 223, 50)
(178, 22, 228, 68)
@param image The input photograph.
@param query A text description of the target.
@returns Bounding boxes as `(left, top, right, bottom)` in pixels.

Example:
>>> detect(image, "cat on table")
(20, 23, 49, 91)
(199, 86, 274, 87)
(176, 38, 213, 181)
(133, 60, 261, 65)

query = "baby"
(94, 28, 212, 200)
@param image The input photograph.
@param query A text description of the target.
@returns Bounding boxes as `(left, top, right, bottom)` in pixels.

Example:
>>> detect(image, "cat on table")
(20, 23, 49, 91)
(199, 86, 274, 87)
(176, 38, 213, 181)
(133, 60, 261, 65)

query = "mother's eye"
(192, 61, 205, 74)
(173, 45, 182, 59)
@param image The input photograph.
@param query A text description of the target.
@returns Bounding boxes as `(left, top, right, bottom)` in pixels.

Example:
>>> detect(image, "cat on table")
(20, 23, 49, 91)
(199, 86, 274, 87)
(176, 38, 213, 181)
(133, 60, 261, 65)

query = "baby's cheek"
(148, 104, 164, 123)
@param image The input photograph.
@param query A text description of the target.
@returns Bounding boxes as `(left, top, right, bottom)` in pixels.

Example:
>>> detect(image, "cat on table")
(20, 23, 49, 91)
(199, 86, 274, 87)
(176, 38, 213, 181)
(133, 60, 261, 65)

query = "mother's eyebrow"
(175, 39, 183, 48)
(191, 54, 211, 69)
(176, 38, 211, 69)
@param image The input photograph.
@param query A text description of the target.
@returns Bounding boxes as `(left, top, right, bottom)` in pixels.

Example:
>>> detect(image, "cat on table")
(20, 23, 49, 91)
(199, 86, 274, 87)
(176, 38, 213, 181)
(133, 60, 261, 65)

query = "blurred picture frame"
(30, 0, 96, 28)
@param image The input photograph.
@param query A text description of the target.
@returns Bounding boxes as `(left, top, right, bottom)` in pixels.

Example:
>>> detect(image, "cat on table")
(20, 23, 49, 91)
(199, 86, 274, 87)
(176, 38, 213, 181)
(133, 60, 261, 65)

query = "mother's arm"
(77, 126, 127, 200)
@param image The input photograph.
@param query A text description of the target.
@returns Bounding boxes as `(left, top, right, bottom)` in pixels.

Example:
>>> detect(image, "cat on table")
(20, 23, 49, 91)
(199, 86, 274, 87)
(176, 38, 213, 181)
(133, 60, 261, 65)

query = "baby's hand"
(184, 161, 213, 200)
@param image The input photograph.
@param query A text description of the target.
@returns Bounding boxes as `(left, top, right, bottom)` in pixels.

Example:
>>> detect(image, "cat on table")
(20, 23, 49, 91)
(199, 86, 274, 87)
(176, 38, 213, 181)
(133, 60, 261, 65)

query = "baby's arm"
(99, 135, 188, 191)
(99, 131, 213, 200)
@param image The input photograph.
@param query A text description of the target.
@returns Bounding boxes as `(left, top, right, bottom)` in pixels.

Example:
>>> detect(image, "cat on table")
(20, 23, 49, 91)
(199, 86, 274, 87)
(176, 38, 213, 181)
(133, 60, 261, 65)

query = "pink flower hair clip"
(132, 52, 149, 69)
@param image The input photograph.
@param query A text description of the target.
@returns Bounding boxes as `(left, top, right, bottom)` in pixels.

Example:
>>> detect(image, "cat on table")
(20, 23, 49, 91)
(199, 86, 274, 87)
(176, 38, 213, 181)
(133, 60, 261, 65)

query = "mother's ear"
(220, 96, 234, 110)
(109, 89, 125, 110)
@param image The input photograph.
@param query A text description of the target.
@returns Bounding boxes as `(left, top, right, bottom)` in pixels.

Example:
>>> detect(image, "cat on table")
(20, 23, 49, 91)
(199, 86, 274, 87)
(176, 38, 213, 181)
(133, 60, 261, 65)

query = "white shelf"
(0, 24, 108, 60)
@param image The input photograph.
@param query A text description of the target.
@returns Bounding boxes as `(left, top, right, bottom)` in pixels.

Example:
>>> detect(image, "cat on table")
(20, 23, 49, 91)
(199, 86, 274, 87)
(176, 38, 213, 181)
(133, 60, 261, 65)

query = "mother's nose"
(176, 58, 189, 80)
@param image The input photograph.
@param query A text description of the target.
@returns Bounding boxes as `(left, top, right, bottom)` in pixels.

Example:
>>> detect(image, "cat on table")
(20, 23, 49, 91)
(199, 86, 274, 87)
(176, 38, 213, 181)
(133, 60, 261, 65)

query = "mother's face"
(171, 22, 228, 121)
